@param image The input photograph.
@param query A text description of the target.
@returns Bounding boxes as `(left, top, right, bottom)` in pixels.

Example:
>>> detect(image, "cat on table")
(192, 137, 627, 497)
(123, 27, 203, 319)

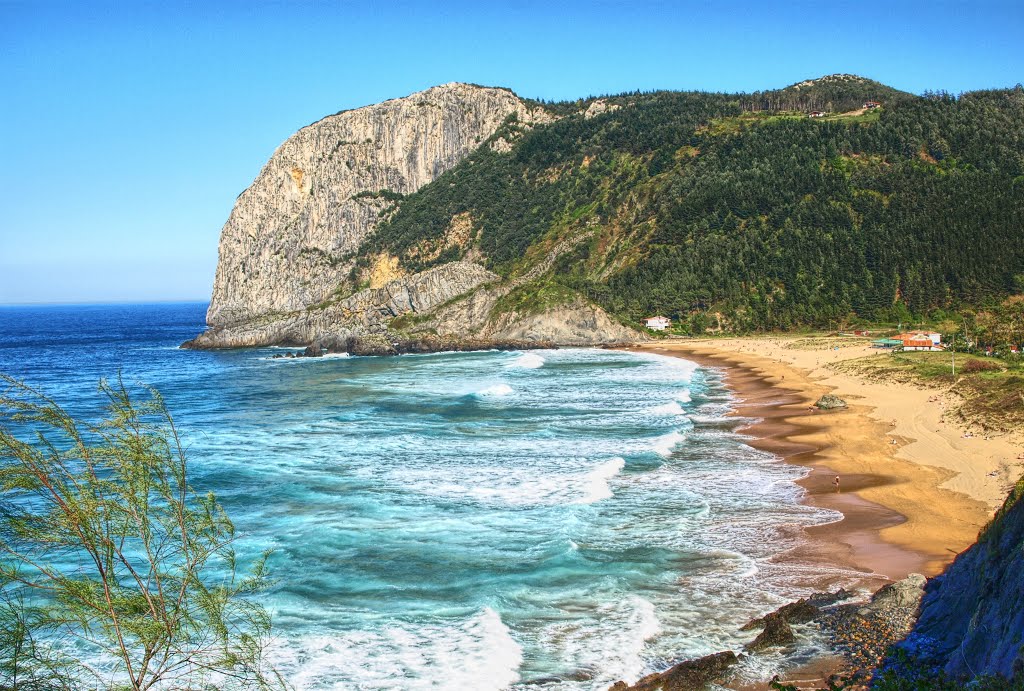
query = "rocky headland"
(185, 83, 639, 352)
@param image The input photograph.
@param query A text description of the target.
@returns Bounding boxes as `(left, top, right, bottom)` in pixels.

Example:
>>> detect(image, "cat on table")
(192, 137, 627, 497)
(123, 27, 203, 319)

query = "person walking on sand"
(833, 476, 841, 492)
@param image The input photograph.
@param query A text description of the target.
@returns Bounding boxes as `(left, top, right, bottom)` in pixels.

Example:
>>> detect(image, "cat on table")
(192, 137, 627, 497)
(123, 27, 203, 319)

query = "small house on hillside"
(864, 101, 882, 109)
(643, 316, 671, 331)
(901, 338, 938, 351)
(873, 333, 943, 351)
(894, 332, 944, 351)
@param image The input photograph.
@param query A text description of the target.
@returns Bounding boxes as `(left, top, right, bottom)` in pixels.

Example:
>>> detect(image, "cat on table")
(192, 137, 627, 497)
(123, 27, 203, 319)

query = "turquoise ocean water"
(0, 303, 851, 689)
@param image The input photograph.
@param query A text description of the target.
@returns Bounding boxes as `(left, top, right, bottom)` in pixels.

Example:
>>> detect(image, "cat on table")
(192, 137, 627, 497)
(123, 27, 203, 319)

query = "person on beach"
(833, 476, 841, 492)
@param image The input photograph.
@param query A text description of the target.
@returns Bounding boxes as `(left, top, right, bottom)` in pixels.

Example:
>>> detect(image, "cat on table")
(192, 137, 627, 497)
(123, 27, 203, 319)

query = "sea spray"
(507, 352, 545, 369)
(647, 400, 686, 416)
(652, 430, 686, 457)
(270, 608, 523, 691)
(576, 457, 626, 504)
(533, 595, 662, 688)
(476, 383, 514, 397)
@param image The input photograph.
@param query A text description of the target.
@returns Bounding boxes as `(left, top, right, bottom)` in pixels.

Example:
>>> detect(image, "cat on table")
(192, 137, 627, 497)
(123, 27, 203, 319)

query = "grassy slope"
(833, 350, 1024, 433)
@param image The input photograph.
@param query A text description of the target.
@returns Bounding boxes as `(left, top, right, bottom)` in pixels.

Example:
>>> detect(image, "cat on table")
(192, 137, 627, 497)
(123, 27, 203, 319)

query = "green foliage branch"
(0, 375, 284, 691)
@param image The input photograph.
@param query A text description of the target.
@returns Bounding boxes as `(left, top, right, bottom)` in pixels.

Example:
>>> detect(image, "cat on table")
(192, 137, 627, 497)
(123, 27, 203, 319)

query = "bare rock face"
(187, 262, 499, 349)
(191, 83, 642, 351)
(405, 231, 641, 347)
(206, 83, 550, 331)
(485, 299, 639, 345)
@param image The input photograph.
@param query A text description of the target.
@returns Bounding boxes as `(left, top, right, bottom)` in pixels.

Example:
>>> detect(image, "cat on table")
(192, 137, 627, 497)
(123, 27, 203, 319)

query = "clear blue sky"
(2, 0, 1022, 304)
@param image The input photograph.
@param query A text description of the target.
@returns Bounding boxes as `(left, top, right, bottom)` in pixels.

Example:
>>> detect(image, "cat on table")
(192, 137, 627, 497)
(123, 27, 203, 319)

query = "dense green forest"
(367, 76, 1024, 332)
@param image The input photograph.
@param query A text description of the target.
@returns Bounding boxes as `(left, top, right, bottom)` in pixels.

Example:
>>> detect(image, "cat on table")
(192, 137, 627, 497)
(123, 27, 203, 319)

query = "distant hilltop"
(186, 76, 1024, 352)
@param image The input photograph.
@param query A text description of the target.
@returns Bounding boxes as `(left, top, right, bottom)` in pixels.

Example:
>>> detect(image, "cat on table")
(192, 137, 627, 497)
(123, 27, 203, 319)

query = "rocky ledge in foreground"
(606, 575, 926, 691)
(608, 651, 739, 691)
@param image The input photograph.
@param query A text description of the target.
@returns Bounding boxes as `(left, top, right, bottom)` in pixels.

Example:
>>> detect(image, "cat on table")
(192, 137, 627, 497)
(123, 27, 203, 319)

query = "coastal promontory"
(187, 83, 637, 352)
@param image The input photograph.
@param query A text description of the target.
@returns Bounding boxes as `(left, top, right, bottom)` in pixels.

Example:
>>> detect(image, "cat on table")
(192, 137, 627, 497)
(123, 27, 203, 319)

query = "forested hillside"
(367, 76, 1024, 332)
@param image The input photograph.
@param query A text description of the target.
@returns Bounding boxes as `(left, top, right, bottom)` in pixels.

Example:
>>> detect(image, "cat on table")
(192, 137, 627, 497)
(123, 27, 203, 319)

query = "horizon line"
(0, 299, 210, 308)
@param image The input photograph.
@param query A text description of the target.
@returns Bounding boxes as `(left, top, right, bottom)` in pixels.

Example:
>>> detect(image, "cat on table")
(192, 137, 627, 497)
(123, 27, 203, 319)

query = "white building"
(643, 316, 671, 331)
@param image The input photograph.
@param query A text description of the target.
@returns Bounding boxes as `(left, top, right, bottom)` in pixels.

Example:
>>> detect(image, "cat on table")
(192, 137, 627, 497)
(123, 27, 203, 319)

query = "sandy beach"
(635, 336, 1024, 578)
(627, 336, 1024, 688)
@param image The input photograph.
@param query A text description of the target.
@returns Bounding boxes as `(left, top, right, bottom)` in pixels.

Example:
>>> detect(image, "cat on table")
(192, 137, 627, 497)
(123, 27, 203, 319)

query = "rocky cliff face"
(189, 261, 499, 349)
(190, 83, 641, 352)
(886, 482, 1024, 682)
(205, 83, 547, 330)
(411, 230, 640, 346)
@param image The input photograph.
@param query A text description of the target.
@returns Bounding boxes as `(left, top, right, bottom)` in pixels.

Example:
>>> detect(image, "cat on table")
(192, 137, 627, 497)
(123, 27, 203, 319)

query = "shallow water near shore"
(0, 304, 855, 689)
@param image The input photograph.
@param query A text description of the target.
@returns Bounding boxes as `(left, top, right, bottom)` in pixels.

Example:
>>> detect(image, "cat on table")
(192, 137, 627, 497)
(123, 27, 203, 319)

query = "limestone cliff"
(188, 262, 499, 350)
(189, 83, 642, 352)
(406, 230, 639, 346)
(206, 83, 551, 329)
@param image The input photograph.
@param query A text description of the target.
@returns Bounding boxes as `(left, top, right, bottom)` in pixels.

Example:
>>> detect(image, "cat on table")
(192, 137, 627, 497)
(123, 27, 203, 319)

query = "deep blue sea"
(0, 303, 850, 689)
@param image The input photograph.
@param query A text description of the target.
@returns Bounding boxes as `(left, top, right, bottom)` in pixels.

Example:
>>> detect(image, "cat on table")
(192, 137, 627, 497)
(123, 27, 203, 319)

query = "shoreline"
(625, 337, 1023, 688)
(640, 345, 930, 582)
(634, 337, 1022, 574)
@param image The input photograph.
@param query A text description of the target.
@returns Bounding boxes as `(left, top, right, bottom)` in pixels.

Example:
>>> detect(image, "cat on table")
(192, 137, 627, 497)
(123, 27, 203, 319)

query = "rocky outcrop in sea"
(605, 577, 927, 690)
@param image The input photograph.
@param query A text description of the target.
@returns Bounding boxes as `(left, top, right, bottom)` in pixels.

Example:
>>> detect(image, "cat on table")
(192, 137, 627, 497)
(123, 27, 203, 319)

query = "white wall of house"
(644, 317, 670, 330)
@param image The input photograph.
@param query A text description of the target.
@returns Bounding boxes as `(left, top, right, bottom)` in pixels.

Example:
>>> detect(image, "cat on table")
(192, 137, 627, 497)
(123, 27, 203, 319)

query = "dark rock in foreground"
(607, 651, 738, 691)
(821, 574, 925, 676)
(742, 589, 853, 653)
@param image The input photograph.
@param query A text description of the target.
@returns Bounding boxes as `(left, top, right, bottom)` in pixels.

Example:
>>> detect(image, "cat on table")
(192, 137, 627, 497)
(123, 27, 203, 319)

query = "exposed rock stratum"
(187, 83, 640, 352)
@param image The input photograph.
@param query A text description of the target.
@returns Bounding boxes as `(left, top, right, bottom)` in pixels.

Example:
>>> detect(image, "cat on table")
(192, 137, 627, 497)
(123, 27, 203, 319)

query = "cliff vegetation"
(369, 82, 1024, 333)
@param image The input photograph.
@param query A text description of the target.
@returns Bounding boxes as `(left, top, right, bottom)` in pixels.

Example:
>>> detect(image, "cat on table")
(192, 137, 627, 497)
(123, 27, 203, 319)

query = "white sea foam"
(406, 349, 496, 357)
(536, 595, 662, 687)
(434, 480, 560, 506)
(271, 608, 522, 690)
(652, 430, 686, 457)
(397, 454, 631, 508)
(647, 400, 685, 416)
(575, 457, 626, 504)
(261, 352, 352, 362)
(507, 352, 545, 369)
(675, 389, 692, 404)
(476, 383, 513, 397)
(688, 498, 712, 521)
(643, 353, 699, 382)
